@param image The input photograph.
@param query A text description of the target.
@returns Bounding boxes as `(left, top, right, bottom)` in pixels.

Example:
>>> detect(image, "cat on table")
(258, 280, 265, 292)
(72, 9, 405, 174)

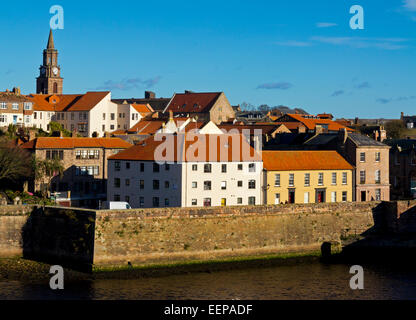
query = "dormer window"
(193, 103, 199, 109)
(24, 102, 32, 110)
(182, 104, 187, 109)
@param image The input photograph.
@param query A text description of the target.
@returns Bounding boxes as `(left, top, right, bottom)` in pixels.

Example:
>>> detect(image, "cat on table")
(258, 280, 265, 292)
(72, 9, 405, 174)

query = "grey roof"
(385, 139, 416, 151)
(112, 98, 171, 112)
(347, 132, 389, 147)
(304, 133, 337, 146)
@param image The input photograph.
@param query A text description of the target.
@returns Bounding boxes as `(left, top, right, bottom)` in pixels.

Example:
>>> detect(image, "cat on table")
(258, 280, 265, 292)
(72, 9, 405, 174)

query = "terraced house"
(0, 88, 33, 129)
(107, 133, 262, 208)
(262, 150, 354, 204)
(21, 137, 131, 208)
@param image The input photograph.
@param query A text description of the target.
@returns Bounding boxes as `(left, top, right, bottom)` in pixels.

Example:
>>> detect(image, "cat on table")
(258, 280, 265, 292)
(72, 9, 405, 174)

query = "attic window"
(182, 104, 187, 109)
(193, 104, 199, 109)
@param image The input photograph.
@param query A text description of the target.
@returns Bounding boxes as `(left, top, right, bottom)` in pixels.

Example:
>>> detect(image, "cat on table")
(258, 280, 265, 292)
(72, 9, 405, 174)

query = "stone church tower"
(36, 30, 63, 94)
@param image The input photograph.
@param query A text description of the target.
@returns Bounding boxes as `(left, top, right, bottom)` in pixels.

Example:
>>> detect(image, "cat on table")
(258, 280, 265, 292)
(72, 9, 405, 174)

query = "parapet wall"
(1, 201, 412, 270)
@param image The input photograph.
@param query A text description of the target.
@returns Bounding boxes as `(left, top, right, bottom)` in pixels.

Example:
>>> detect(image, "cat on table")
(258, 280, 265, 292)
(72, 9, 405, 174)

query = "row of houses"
(20, 116, 390, 208)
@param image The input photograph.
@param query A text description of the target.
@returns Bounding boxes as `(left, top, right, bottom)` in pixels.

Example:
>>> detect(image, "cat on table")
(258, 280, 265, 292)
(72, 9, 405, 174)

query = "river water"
(1, 261, 416, 300)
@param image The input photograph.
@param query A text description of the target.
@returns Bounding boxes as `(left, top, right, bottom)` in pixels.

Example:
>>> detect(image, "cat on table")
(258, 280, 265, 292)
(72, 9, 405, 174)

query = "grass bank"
(92, 250, 322, 280)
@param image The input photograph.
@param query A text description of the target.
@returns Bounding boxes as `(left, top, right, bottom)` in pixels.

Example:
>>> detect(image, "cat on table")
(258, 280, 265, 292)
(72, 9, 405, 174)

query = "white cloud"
(403, 0, 416, 11)
(316, 22, 338, 28)
(274, 40, 312, 47)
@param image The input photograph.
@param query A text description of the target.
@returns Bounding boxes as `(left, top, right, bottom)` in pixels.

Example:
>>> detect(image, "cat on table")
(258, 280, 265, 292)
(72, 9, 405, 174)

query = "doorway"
(361, 191, 366, 202)
(288, 189, 295, 203)
(315, 189, 326, 203)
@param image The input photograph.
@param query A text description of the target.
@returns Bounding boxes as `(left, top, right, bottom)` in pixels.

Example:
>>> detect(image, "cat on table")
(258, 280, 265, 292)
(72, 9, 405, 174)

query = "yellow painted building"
(262, 150, 354, 204)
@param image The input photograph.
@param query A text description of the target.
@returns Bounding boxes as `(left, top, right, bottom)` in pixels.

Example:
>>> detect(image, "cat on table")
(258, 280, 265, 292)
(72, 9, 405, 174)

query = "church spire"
(47, 29, 54, 49)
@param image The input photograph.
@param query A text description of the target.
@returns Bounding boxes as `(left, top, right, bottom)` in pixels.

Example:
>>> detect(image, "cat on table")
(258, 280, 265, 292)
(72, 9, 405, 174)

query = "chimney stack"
(145, 91, 155, 99)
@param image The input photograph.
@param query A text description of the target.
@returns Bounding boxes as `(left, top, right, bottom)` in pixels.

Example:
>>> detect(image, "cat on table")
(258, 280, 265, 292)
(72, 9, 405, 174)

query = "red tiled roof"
(281, 114, 354, 132)
(262, 150, 353, 171)
(26, 92, 110, 112)
(109, 134, 261, 162)
(165, 92, 222, 113)
(131, 103, 154, 114)
(21, 137, 132, 149)
(126, 120, 165, 134)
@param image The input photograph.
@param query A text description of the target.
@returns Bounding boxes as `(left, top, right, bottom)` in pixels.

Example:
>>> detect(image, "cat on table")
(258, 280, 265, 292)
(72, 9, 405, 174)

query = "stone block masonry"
(1, 201, 410, 270)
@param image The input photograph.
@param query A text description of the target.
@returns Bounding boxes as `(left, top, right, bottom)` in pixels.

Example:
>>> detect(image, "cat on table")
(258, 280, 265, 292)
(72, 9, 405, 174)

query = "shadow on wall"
(341, 201, 416, 261)
(21, 206, 96, 273)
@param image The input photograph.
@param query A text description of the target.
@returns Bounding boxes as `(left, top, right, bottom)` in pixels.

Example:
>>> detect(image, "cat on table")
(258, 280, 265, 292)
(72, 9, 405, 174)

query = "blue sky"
(1, 0, 415, 118)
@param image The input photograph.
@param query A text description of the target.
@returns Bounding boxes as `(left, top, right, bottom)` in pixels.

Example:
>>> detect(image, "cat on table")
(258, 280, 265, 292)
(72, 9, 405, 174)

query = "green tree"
(32, 156, 64, 202)
(385, 120, 406, 139)
(48, 121, 72, 137)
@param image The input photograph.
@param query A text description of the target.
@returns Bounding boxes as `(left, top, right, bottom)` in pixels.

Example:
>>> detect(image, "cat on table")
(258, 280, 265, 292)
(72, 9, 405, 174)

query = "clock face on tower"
(40, 67, 46, 76)
(52, 67, 59, 76)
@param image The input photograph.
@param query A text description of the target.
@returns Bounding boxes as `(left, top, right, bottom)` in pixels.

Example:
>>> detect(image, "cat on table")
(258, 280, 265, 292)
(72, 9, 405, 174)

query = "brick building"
(163, 91, 235, 124)
(21, 137, 131, 208)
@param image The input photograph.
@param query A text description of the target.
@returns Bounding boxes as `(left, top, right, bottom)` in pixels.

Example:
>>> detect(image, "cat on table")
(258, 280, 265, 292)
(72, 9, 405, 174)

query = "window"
(248, 197, 256, 205)
(375, 189, 381, 201)
(164, 198, 169, 206)
(125, 196, 130, 203)
(140, 163, 144, 172)
(165, 163, 170, 171)
(114, 194, 120, 201)
(125, 179, 130, 186)
(375, 152, 381, 162)
(237, 198, 243, 204)
(153, 180, 160, 190)
(342, 191, 347, 202)
(115, 161, 121, 171)
(114, 178, 120, 188)
(103, 113, 106, 120)
(126, 162, 130, 169)
(203, 198, 211, 207)
(360, 152, 366, 162)
(237, 181, 243, 187)
(110, 125, 114, 130)
(221, 181, 227, 190)
(140, 180, 144, 189)
(318, 173, 324, 186)
(0, 102, 6, 109)
(248, 180, 256, 189)
(375, 170, 381, 184)
(93, 166, 99, 175)
(221, 198, 227, 206)
(140, 197, 144, 207)
(238, 164, 243, 171)
(289, 174, 294, 187)
(332, 173, 337, 185)
(204, 164, 212, 173)
(304, 173, 310, 187)
(111, 113, 115, 120)
(192, 199, 197, 206)
(192, 164, 198, 171)
(360, 171, 366, 184)
(222, 164, 227, 173)
(192, 181, 198, 188)
(24, 102, 32, 110)
(342, 172, 347, 185)
(204, 181, 211, 190)
(0, 115, 6, 123)
(165, 181, 170, 189)
(153, 197, 159, 207)
(275, 174, 281, 187)
(12, 103, 18, 110)
(153, 163, 160, 172)
(331, 191, 337, 203)
(249, 163, 256, 172)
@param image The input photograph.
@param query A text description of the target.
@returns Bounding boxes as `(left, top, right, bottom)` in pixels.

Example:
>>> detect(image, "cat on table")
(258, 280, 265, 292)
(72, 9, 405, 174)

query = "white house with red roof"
(107, 133, 262, 208)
